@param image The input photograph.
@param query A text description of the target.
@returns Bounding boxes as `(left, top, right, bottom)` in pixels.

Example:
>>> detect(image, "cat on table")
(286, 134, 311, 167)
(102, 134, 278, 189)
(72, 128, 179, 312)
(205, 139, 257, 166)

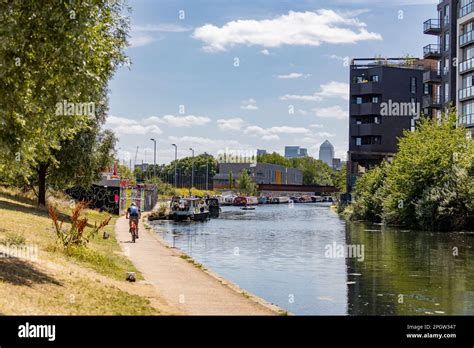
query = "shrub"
(49, 201, 111, 249)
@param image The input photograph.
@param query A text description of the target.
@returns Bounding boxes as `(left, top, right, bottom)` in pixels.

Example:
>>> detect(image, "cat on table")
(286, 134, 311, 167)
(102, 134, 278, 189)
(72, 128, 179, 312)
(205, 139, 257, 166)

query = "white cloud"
(144, 115, 211, 127)
(260, 49, 270, 55)
(217, 118, 245, 131)
(240, 98, 258, 110)
(129, 23, 192, 48)
(129, 35, 157, 48)
(192, 10, 382, 52)
(132, 24, 193, 33)
(280, 81, 349, 101)
(317, 131, 336, 138)
(309, 123, 324, 128)
(244, 125, 310, 141)
(313, 105, 348, 119)
(277, 72, 311, 79)
(106, 116, 163, 135)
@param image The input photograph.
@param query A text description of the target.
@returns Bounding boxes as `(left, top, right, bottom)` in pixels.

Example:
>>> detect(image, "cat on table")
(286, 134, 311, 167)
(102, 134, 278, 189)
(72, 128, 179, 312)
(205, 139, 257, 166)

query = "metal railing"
(459, 57, 474, 74)
(423, 44, 441, 57)
(423, 19, 440, 32)
(459, 2, 474, 18)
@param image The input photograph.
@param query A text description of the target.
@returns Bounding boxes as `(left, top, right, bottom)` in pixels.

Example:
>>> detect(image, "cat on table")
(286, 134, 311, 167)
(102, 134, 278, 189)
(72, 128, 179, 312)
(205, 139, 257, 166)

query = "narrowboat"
(170, 197, 210, 221)
(233, 196, 259, 206)
(271, 196, 290, 204)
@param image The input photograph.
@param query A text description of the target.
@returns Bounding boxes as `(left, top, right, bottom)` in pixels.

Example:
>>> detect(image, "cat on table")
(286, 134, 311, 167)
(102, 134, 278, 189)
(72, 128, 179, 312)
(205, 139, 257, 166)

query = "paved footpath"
(115, 216, 280, 315)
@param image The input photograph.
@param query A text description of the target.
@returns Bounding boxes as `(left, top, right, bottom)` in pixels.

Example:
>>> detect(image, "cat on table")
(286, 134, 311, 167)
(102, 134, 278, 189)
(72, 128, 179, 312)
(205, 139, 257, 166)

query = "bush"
(49, 201, 111, 249)
(149, 203, 169, 220)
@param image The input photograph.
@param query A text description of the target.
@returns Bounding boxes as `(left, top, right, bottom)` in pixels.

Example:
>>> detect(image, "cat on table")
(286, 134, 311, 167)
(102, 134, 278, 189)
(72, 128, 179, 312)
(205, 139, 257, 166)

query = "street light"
(189, 148, 194, 190)
(204, 152, 209, 191)
(150, 138, 156, 178)
(172, 144, 178, 187)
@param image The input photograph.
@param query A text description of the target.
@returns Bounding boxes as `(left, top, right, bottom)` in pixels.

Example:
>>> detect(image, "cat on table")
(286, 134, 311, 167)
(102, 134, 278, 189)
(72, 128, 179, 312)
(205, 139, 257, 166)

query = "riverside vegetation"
(343, 110, 474, 231)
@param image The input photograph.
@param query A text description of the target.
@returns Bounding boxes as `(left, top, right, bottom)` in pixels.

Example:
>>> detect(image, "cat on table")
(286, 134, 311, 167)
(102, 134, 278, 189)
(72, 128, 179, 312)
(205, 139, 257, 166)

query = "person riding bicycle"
(126, 202, 141, 239)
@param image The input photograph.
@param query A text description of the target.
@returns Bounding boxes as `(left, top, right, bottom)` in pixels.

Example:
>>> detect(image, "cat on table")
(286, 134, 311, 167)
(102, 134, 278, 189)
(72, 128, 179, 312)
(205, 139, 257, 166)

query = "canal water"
(151, 204, 474, 315)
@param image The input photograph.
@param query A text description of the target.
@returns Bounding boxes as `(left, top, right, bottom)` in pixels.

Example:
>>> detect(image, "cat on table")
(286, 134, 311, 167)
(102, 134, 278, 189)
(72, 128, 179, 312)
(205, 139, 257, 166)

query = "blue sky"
(106, 0, 438, 165)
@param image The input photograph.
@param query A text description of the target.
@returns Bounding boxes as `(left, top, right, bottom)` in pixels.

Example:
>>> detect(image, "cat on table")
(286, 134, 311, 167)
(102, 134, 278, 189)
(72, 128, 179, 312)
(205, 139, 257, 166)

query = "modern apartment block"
(347, 58, 428, 192)
(424, 0, 474, 136)
(457, 0, 474, 136)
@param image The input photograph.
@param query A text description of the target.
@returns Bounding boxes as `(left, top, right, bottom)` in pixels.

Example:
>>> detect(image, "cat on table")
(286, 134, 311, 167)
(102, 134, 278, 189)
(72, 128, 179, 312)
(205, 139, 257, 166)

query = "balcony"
(459, 2, 474, 18)
(351, 103, 381, 116)
(460, 30, 474, 48)
(423, 19, 441, 35)
(350, 82, 382, 95)
(422, 69, 441, 83)
(423, 44, 441, 59)
(422, 95, 441, 109)
(459, 57, 474, 74)
(350, 123, 383, 137)
(458, 86, 474, 101)
(459, 114, 474, 128)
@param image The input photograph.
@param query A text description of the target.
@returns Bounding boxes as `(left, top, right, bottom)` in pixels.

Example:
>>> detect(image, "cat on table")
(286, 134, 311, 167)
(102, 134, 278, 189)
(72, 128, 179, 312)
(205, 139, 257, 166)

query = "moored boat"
(233, 196, 259, 206)
(271, 196, 290, 204)
(170, 197, 210, 221)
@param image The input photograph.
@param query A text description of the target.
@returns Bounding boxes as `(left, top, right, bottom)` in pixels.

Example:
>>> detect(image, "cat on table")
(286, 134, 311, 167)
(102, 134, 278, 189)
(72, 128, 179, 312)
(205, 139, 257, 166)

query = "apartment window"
(410, 77, 417, 94)
(424, 83, 429, 95)
(372, 96, 379, 103)
(462, 100, 474, 115)
(462, 74, 474, 88)
(444, 58, 449, 75)
(370, 75, 379, 82)
(355, 137, 361, 146)
(356, 97, 363, 104)
(444, 83, 449, 102)
(464, 46, 474, 60)
(355, 76, 368, 83)
(445, 31, 450, 51)
(444, 5, 450, 25)
(356, 118, 362, 125)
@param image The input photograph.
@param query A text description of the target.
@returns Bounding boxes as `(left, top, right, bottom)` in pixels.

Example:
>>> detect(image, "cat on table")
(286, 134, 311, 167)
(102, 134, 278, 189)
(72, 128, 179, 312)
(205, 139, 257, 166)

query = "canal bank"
(115, 216, 284, 315)
(152, 204, 474, 315)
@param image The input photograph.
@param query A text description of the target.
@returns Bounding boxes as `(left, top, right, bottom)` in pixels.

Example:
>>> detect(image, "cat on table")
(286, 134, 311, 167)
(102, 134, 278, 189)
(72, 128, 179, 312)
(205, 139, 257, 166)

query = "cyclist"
(126, 202, 141, 239)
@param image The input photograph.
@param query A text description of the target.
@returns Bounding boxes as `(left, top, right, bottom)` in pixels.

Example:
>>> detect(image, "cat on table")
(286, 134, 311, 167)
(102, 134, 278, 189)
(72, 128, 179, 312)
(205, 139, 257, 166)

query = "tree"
(334, 163, 347, 192)
(236, 170, 256, 196)
(0, 1, 129, 205)
(352, 109, 474, 230)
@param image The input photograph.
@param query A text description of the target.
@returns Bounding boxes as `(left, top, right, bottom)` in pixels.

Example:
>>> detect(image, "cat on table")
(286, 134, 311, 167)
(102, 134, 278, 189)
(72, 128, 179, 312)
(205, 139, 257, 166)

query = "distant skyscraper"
(284, 146, 307, 158)
(257, 149, 267, 156)
(319, 140, 334, 167)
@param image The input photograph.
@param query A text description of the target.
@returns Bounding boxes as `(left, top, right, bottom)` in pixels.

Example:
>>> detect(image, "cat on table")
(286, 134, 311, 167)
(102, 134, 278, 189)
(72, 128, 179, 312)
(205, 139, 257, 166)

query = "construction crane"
(133, 146, 139, 169)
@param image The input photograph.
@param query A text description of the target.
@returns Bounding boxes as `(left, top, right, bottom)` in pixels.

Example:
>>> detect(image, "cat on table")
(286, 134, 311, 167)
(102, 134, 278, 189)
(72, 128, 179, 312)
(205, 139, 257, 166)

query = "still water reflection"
(151, 204, 474, 315)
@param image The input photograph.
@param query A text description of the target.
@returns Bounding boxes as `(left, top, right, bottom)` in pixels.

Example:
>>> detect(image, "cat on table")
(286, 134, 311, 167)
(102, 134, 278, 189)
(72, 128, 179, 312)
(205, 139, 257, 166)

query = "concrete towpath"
(115, 216, 281, 315)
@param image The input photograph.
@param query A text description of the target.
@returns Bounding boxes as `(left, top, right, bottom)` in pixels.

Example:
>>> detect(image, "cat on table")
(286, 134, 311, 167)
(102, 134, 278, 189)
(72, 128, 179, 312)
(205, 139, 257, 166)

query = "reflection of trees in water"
(345, 223, 474, 315)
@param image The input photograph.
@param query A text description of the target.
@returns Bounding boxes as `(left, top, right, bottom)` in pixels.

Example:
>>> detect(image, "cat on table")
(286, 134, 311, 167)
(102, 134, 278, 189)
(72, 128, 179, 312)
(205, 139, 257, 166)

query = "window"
(370, 75, 379, 82)
(444, 5, 450, 25)
(410, 77, 417, 94)
(356, 137, 361, 146)
(444, 58, 449, 75)
(356, 97, 363, 104)
(445, 31, 450, 51)
(444, 83, 449, 101)
(424, 83, 429, 95)
(356, 118, 362, 125)
(372, 96, 379, 103)
(355, 76, 368, 83)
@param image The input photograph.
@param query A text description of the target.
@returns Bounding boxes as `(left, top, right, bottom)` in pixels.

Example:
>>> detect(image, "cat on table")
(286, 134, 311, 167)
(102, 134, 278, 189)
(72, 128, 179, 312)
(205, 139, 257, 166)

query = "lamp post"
(189, 148, 194, 190)
(150, 138, 156, 178)
(172, 144, 177, 187)
(204, 152, 209, 191)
